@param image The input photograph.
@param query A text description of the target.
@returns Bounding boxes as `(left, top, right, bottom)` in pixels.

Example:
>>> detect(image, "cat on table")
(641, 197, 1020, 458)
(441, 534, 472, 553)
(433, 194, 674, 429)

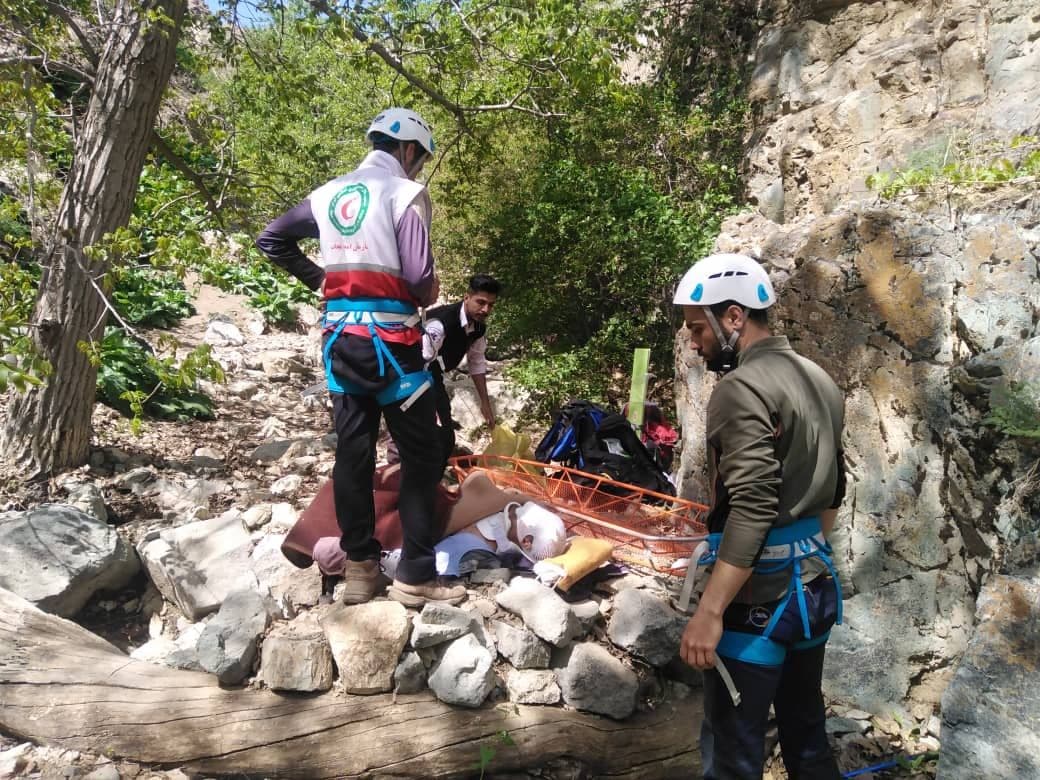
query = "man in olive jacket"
(674, 253, 845, 780)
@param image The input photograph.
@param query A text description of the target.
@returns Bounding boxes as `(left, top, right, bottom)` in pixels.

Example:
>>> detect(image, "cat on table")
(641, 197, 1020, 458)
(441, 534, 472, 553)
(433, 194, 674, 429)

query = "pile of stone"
(0, 496, 694, 717)
(256, 573, 693, 718)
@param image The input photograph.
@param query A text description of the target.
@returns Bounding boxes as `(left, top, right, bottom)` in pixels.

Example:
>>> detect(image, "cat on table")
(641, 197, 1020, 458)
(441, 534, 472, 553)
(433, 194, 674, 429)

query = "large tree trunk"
(0, 587, 702, 778)
(0, 0, 187, 478)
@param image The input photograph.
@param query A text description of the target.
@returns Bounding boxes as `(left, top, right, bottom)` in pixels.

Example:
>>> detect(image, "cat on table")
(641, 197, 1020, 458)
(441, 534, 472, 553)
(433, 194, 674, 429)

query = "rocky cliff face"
(675, 0, 1040, 721)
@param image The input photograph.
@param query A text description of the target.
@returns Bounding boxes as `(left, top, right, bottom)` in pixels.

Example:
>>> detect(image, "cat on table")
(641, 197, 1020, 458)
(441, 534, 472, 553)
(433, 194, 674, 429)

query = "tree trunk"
(0, 587, 703, 778)
(0, 0, 187, 478)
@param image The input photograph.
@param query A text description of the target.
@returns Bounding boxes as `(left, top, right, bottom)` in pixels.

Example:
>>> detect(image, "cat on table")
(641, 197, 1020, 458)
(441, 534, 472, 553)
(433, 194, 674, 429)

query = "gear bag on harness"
(322, 297, 432, 409)
(535, 399, 675, 499)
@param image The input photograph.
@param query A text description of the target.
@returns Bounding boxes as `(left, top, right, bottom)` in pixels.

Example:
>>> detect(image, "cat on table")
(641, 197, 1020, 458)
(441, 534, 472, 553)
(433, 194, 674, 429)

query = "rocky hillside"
(675, 1, 1040, 776)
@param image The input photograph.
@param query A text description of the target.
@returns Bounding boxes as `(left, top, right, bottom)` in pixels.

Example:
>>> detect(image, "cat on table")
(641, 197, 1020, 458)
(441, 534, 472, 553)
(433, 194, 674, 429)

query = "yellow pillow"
(539, 537, 615, 592)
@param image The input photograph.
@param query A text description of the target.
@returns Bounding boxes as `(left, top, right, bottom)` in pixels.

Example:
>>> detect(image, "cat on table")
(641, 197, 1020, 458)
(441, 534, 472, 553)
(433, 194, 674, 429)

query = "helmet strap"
(399, 140, 428, 179)
(703, 307, 742, 373)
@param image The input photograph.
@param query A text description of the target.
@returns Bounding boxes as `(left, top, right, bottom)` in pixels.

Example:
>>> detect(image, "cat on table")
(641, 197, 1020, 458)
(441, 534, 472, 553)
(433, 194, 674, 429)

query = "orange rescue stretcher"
(450, 453, 744, 706)
(449, 453, 710, 575)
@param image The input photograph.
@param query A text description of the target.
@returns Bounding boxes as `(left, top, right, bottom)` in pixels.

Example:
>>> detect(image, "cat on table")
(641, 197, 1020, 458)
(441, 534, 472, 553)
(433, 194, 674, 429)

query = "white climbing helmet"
(513, 502, 567, 562)
(366, 107, 436, 156)
(673, 253, 776, 309)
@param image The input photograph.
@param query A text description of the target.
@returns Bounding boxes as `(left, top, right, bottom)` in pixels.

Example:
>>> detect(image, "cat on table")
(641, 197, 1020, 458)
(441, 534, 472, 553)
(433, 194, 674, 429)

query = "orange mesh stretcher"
(449, 454, 709, 575)
(450, 455, 745, 706)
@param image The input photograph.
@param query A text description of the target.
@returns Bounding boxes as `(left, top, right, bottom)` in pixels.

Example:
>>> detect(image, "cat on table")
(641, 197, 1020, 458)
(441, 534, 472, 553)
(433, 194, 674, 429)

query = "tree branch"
(150, 131, 225, 227)
(43, 1, 100, 67)
(0, 55, 95, 83)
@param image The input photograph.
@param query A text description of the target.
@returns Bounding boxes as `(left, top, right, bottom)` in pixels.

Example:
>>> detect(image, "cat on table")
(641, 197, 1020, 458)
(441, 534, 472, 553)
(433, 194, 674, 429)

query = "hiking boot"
(340, 559, 390, 604)
(387, 578, 467, 607)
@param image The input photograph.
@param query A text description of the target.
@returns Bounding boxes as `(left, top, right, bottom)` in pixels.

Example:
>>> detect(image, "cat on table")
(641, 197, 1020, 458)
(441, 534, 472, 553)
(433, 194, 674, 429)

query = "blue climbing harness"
(322, 297, 432, 410)
(699, 516, 843, 667)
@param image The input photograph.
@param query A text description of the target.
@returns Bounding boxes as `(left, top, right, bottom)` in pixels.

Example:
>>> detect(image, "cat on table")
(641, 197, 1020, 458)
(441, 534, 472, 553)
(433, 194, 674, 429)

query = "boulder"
(938, 573, 1040, 779)
(427, 634, 497, 708)
(555, 643, 638, 720)
(411, 602, 479, 649)
(197, 585, 278, 685)
(260, 620, 333, 693)
(321, 601, 411, 694)
(0, 505, 138, 617)
(495, 577, 581, 647)
(493, 620, 552, 669)
(607, 588, 685, 667)
(136, 513, 254, 620)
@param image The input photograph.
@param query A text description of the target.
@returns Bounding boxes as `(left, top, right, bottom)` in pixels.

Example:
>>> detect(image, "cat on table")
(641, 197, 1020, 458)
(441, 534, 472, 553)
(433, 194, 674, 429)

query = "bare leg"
(441, 471, 533, 538)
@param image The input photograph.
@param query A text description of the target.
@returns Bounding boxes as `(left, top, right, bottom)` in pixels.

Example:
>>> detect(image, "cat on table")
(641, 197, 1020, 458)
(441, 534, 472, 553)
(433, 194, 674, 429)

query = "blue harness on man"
(699, 516, 843, 667)
(321, 297, 432, 410)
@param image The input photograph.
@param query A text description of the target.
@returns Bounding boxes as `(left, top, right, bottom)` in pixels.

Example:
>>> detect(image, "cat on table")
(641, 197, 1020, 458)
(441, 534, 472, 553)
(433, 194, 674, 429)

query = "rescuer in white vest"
(256, 108, 466, 608)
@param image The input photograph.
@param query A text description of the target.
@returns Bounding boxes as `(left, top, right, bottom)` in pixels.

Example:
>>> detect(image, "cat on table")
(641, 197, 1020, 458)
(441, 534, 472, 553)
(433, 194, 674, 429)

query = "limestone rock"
(495, 577, 581, 647)
(506, 669, 560, 705)
(197, 586, 277, 685)
(607, 589, 685, 667)
(938, 574, 1040, 779)
(427, 634, 496, 708)
(321, 601, 411, 694)
(270, 474, 303, 497)
(62, 483, 108, 523)
(410, 602, 478, 649)
(137, 513, 254, 620)
(0, 505, 139, 617)
(260, 620, 333, 692)
(493, 620, 552, 669)
(204, 317, 245, 347)
(556, 642, 638, 719)
(393, 651, 427, 694)
(249, 533, 320, 609)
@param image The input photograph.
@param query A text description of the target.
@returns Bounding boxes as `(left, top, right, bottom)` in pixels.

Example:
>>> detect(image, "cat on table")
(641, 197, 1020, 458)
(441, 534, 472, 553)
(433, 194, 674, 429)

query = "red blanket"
(281, 464, 459, 568)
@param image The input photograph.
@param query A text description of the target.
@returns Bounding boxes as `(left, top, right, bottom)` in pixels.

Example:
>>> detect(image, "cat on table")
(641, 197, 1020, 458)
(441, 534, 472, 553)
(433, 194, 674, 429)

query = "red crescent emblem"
(340, 196, 358, 222)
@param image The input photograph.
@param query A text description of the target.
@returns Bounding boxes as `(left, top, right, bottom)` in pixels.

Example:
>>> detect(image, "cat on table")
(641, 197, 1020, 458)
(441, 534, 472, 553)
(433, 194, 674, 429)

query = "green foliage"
(2, 0, 756, 425)
(867, 135, 1040, 199)
(896, 752, 939, 772)
(197, 238, 316, 324)
(985, 382, 1040, 440)
(85, 328, 224, 431)
(111, 265, 196, 328)
(0, 259, 48, 392)
(0, 195, 32, 264)
(457, 127, 736, 414)
(475, 729, 516, 779)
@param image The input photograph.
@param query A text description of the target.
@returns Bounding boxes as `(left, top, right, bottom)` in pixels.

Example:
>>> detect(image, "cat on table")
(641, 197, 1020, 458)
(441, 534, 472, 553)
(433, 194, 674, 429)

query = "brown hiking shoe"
(387, 578, 467, 607)
(340, 559, 390, 604)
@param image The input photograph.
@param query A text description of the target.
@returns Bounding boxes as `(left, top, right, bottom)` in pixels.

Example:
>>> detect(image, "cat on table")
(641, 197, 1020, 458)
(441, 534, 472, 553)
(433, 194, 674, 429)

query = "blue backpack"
(535, 400, 676, 499)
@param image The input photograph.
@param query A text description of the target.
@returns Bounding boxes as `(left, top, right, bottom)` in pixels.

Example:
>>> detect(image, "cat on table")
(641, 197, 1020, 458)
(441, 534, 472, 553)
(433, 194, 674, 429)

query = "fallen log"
(0, 587, 702, 778)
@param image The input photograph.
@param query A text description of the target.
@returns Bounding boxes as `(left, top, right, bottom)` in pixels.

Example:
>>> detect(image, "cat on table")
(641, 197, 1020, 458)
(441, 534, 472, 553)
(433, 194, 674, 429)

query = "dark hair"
(369, 132, 425, 159)
(468, 274, 501, 296)
(709, 299, 769, 325)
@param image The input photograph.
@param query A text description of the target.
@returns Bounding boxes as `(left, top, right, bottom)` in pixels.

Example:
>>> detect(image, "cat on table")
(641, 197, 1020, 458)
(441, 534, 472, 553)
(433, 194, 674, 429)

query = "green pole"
(627, 347, 650, 428)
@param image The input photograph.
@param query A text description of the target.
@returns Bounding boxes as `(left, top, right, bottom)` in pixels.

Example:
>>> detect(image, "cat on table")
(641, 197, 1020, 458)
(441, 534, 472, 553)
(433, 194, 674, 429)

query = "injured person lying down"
(281, 464, 569, 600)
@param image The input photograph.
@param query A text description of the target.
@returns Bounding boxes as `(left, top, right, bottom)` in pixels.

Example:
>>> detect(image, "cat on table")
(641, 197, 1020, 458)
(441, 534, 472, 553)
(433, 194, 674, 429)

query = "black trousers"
(431, 372, 456, 470)
(701, 575, 841, 780)
(327, 332, 443, 585)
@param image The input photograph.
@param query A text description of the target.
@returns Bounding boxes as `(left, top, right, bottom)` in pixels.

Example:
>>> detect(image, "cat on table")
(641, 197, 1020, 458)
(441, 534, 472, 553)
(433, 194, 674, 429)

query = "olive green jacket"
(705, 335, 845, 604)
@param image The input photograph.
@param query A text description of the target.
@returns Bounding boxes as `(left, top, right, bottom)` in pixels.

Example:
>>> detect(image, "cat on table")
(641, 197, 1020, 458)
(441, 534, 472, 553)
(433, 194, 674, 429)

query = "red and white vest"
(309, 151, 430, 343)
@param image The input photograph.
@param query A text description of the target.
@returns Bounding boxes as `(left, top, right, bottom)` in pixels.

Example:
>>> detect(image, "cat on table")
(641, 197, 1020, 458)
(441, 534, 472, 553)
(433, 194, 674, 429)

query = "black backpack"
(535, 400, 676, 499)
